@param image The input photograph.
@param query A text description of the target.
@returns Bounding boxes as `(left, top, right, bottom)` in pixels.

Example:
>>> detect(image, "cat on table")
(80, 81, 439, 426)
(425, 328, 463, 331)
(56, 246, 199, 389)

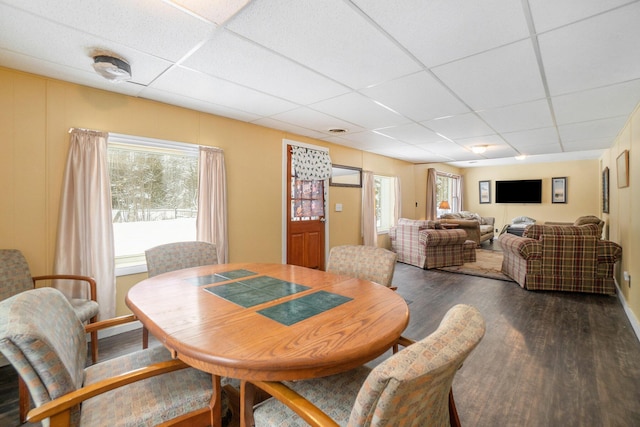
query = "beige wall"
(2, 66, 638, 332)
(604, 104, 639, 326)
(462, 160, 600, 233)
(0, 67, 414, 316)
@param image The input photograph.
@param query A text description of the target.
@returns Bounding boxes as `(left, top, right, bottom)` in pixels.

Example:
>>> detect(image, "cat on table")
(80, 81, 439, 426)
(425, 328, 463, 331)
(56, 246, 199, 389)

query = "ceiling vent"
(93, 55, 131, 83)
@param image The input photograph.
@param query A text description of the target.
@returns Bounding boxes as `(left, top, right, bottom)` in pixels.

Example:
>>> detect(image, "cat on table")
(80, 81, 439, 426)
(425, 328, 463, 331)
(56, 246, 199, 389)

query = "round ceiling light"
(93, 55, 131, 83)
(471, 145, 488, 154)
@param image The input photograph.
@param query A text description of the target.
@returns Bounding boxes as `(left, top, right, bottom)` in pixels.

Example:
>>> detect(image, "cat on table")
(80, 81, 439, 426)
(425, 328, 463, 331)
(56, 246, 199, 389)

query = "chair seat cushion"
(82, 346, 228, 427)
(253, 366, 370, 427)
(69, 299, 99, 322)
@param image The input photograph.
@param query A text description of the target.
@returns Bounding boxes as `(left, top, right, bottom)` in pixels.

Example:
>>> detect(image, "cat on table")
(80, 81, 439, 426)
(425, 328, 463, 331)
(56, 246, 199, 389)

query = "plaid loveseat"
(500, 223, 622, 294)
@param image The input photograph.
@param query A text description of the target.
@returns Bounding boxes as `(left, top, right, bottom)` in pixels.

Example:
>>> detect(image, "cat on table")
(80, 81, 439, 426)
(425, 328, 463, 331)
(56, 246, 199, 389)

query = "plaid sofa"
(500, 223, 622, 294)
(389, 219, 470, 269)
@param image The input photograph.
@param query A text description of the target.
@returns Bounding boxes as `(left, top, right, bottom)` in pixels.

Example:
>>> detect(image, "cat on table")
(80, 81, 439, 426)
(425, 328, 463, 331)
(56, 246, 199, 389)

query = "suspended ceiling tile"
(0, 5, 172, 86)
(477, 99, 554, 133)
(432, 40, 546, 110)
(182, 30, 350, 105)
(552, 79, 640, 125)
(500, 127, 561, 149)
(353, 0, 530, 67)
(423, 113, 494, 140)
(563, 138, 618, 152)
(558, 116, 628, 143)
(251, 117, 328, 140)
(141, 87, 262, 122)
(1, 0, 214, 62)
(528, 0, 632, 33)
(268, 107, 365, 135)
(151, 66, 297, 117)
(226, 0, 421, 89)
(374, 123, 443, 145)
(325, 131, 400, 151)
(539, 2, 640, 95)
(168, 0, 249, 25)
(310, 92, 411, 130)
(360, 71, 470, 122)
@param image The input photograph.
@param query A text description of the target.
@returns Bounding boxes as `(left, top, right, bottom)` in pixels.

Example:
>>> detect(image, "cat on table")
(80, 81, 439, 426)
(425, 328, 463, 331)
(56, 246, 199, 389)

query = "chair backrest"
(0, 249, 34, 301)
(348, 304, 485, 427)
(326, 245, 397, 288)
(0, 288, 86, 421)
(145, 241, 218, 277)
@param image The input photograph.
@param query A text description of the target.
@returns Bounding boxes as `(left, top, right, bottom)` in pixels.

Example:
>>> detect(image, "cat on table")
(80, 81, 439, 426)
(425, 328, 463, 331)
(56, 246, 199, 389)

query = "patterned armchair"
(145, 241, 218, 277)
(143, 241, 218, 347)
(500, 223, 622, 294)
(243, 304, 485, 427)
(1, 249, 100, 424)
(326, 245, 397, 289)
(0, 288, 233, 427)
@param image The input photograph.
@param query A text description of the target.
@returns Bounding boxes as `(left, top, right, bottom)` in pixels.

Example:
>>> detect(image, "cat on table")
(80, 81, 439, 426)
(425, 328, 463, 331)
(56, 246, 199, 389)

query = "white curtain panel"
(54, 129, 116, 319)
(426, 168, 437, 220)
(362, 171, 377, 247)
(197, 147, 228, 263)
(394, 176, 401, 226)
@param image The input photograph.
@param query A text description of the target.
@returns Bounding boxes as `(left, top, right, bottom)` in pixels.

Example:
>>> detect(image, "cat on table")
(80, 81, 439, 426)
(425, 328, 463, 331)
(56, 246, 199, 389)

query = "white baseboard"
(90, 319, 143, 341)
(616, 281, 640, 343)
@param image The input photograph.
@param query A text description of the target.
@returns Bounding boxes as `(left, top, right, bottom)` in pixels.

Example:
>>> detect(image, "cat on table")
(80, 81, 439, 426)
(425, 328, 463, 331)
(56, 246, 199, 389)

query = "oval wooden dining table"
(126, 262, 409, 426)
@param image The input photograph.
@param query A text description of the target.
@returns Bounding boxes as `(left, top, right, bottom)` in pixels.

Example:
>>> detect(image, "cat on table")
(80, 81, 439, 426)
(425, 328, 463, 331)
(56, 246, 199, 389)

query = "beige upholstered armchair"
(242, 304, 485, 427)
(326, 245, 397, 289)
(0, 288, 233, 427)
(1, 249, 100, 424)
(143, 241, 218, 347)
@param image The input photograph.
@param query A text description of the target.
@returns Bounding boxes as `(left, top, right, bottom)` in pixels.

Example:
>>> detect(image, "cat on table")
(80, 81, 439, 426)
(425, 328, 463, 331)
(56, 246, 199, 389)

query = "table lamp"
(438, 200, 450, 211)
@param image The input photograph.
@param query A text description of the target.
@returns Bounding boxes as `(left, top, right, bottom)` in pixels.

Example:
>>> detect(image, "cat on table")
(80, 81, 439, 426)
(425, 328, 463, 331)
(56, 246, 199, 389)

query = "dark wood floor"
(2, 246, 640, 426)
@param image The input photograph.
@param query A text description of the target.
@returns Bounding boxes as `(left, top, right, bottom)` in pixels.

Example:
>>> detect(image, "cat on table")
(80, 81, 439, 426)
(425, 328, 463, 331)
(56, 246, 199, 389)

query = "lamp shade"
(438, 200, 450, 209)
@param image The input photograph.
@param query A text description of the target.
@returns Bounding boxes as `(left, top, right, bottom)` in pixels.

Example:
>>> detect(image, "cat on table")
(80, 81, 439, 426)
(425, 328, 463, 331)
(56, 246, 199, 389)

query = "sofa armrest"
(482, 217, 495, 226)
(499, 233, 540, 259)
(419, 229, 467, 246)
(597, 240, 622, 264)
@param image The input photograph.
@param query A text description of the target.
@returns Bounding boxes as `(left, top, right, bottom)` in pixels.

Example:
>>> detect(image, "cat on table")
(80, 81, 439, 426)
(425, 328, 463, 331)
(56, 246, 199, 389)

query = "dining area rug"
(437, 249, 515, 282)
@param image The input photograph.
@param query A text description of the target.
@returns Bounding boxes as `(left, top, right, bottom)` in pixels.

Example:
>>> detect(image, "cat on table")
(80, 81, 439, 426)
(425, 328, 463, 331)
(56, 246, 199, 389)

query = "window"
(374, 175, 396, 233)
(108, 134, 199, 273)
(436, 172, 461, 216)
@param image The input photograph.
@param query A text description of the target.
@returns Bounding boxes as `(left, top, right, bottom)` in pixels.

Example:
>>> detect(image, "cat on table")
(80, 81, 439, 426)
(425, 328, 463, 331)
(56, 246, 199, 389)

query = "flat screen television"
(495, 179, 542, 203)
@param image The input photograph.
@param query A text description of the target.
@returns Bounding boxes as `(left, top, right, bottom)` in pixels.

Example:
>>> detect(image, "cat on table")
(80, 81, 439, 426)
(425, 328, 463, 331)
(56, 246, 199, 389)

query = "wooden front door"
(286, 145, 325, 269)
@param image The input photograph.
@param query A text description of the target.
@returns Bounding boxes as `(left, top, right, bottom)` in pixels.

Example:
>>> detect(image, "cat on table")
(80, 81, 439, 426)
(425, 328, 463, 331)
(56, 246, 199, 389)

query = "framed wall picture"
(552, 177, 567, 204)
(602, 167, 609, 213)
(617, 150, 629, 188)
(479, 180, 490, 204)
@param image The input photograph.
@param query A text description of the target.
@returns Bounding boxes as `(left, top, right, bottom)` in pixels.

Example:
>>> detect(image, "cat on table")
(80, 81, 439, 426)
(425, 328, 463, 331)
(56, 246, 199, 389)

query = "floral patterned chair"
(242, 304, 486, 427)
(1, 249, 100, 424)
(0, 287, 233, 427)
(326, 245, 397, 289)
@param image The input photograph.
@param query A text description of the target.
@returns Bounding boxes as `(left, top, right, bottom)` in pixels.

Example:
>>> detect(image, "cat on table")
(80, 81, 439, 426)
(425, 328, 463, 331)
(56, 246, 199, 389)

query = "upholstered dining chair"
(0, 287, 234, 427)
(0, 249, 100, 424)
(325, 245, 398, 290)
(242, 304, 486, 427)
(143, 241, 218, 348)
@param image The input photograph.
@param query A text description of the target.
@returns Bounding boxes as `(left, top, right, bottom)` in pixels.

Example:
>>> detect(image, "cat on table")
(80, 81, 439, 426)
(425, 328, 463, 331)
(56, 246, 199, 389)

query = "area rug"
(437, 249, 515, 282)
